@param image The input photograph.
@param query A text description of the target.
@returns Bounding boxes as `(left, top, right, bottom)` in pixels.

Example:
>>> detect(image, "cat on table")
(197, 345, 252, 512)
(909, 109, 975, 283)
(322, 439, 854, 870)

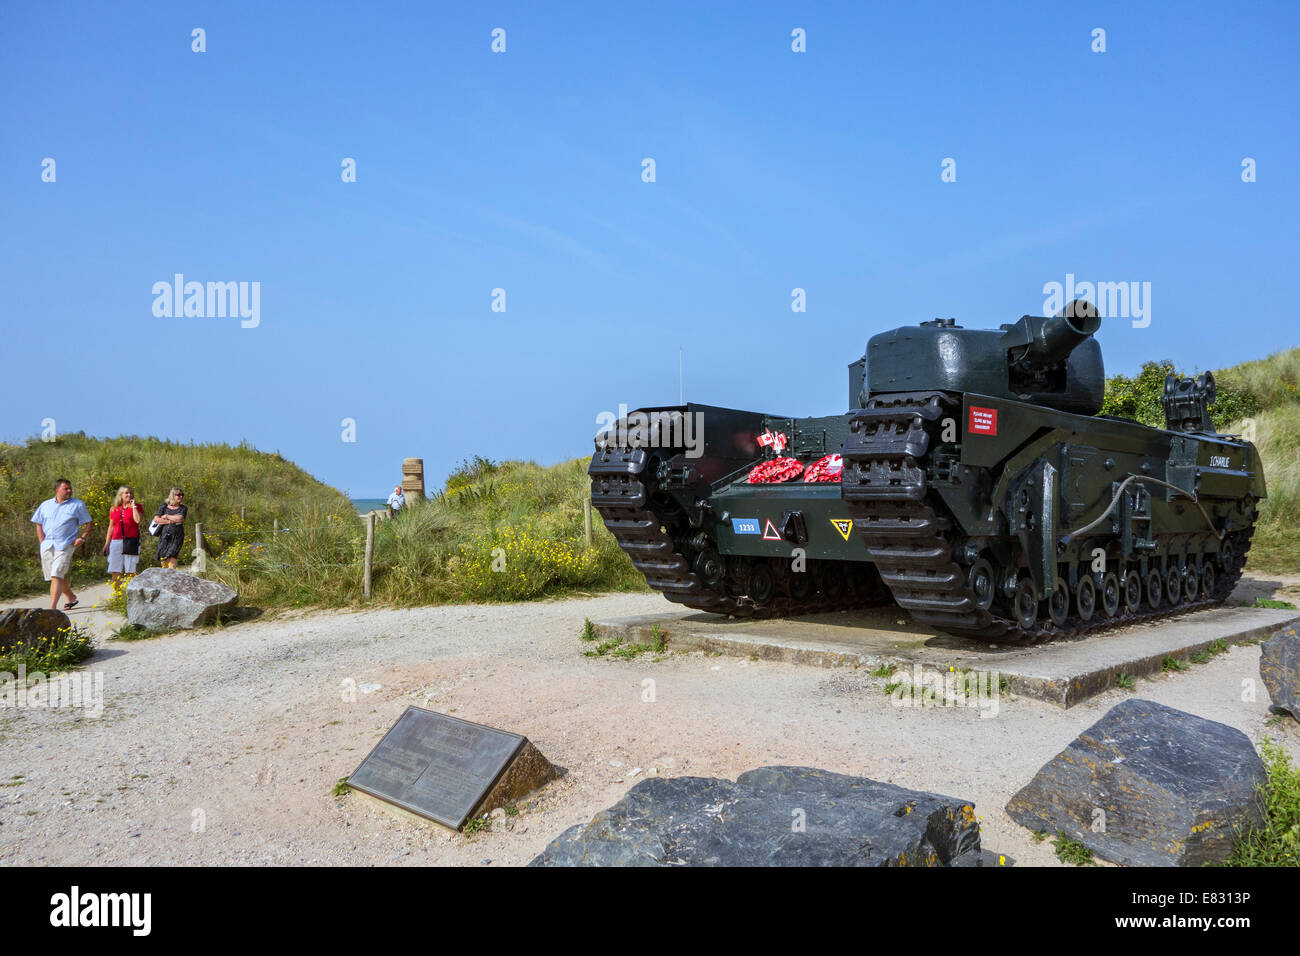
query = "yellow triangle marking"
(831, 518, 852, 541)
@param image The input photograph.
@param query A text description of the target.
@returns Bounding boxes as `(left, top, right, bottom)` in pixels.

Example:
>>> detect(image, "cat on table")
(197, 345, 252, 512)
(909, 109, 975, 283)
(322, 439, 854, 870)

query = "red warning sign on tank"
(763, 519, 782, 541)
(968, 406, 998, 435)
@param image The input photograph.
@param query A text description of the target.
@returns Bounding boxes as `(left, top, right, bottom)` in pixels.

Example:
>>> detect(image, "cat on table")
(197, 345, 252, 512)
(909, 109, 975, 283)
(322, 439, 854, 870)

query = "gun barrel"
(1020, 301, 1101, 368)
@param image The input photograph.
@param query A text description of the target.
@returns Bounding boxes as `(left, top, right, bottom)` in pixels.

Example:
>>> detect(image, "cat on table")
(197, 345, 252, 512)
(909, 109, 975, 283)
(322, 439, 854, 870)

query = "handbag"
(148, 505, 163, 537)
(118, 508, 141, 555)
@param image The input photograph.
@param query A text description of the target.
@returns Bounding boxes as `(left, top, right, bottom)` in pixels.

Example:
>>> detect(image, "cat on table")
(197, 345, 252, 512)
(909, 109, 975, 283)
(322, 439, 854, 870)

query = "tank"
(589, 301, 1266, 644)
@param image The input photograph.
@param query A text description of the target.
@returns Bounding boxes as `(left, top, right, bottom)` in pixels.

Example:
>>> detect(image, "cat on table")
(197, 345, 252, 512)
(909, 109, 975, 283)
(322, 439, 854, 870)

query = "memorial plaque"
(348, 707, 530, 830)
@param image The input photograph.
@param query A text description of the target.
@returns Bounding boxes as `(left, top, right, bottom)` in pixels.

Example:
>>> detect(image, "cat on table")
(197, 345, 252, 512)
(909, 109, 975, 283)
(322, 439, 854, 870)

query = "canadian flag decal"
(968, 406, 997, 435)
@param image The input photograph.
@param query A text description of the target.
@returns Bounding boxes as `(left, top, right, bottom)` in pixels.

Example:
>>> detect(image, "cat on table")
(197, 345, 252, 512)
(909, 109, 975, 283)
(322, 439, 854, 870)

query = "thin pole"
(363, 512, 376, 600)
(583, 495, 593, 548)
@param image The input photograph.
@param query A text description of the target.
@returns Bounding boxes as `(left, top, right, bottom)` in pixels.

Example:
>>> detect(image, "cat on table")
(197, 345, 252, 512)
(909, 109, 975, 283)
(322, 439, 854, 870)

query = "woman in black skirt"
(154, 486, 187, 569)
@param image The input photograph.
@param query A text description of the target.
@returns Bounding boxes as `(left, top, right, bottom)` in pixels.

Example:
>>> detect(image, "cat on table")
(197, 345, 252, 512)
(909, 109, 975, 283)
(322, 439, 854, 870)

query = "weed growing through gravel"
(870, 663, 893, 678)
(1162, 655, 1190, 673)
(1219, 738, 1300, 866)
(1116, 673, 1136, 690)
(1190, 639, 1231, 664)
(463, 815, 490, 834)
(580, 618, 597, 642)
(1052, 832, 1097, 866)
(0, 623, 93, 675)
(111, 623, 161, 642)
(332, 777, 350, 798)
(584, 623, 667, 660)
(1253, 598, 1297, 609)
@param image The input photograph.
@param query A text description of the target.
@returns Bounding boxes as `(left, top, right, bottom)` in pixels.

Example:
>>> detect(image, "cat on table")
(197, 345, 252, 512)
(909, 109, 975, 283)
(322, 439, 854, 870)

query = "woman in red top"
(102, 485, 143, 585)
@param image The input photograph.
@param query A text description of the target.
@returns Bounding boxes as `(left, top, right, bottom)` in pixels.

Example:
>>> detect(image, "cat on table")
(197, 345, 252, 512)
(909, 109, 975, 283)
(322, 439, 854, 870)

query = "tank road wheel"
(1183, 565, 1200, 602)
(818, 563, 846, 601)
(1101, 572, 1121, 619)
(747, 563, 776, 604)
(1201, 562, 1217, 598)
(787, 568, 814, 602)
(1075, 575, 1097, 623)
(1165, 566, 1183, 606)
(1048, 576, 1070, 627)
(693, 549, 725, 590)
(1146, 569, 1164, 610)
(1219, 540, 1236, 573)
(1123, 570, 1143, 612)
(1013, 579, 1039, 630)
(967, 559, 996, 611)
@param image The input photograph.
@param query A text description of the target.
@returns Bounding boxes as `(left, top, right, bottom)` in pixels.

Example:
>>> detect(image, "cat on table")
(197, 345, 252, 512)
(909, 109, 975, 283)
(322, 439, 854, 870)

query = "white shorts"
(40, 547, 74, 581)
(107, 539, 139, 575)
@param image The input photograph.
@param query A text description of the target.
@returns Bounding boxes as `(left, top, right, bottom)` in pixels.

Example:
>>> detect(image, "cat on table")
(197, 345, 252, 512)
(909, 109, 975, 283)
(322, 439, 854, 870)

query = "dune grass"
(207, 457, 647, 607)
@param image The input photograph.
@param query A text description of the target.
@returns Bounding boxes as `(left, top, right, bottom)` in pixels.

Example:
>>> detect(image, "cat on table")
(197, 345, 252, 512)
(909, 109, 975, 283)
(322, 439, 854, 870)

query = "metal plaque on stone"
(348, 706, 527, 830)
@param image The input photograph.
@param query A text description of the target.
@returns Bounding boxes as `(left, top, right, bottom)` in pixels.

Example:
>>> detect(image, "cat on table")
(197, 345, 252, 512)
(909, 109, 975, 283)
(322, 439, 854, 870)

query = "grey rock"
(1006, 698, 1266, 866)
(126, 568, 237, 631)
(529, 765, 980, 867)
(1261, 626, 1300, 723)
(0, 608, 72, 654)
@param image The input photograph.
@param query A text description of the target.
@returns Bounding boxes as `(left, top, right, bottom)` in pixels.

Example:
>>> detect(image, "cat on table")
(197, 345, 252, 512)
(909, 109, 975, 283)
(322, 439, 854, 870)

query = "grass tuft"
(1218, 738, 1300, 867)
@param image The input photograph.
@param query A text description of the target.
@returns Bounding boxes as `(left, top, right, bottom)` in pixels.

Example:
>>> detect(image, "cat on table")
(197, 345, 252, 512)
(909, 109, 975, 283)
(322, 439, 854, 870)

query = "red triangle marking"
(763, 519, 782, 541)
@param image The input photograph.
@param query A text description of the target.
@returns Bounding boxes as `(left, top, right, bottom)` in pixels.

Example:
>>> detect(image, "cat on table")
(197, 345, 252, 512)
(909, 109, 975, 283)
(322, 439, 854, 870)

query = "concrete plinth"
(593, 604, 1300, 708)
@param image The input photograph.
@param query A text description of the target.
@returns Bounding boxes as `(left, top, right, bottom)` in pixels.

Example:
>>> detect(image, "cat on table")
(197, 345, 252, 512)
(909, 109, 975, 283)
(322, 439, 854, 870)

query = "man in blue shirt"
(30, 477, 95, 610)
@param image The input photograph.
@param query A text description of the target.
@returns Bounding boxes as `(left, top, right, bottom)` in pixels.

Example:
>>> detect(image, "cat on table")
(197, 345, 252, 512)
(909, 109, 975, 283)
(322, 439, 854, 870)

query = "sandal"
(64, 601, 79, 610)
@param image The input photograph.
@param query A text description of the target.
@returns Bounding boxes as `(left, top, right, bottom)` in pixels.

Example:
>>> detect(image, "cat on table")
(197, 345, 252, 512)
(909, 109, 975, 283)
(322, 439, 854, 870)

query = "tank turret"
(862, 299, 1104, 415)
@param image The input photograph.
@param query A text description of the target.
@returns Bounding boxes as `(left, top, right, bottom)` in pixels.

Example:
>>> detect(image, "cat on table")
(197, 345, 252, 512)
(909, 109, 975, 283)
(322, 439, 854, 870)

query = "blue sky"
(3, 2, 1297, 497)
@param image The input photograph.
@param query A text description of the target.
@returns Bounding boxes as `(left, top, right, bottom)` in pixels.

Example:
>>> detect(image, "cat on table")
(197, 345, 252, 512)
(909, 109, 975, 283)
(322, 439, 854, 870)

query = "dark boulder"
(1006, 699, 1266, 866)
(530, 765, 980, 866)
(1261, 626, 1300, 723)
(0, 608, 72, 655)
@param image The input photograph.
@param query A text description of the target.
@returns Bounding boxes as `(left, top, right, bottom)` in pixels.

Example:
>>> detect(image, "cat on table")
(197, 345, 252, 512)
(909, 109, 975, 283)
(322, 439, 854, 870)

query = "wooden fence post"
(363, 512, 376, 600)
(583, 494, 593, 548)
(273, 518, 279, 535)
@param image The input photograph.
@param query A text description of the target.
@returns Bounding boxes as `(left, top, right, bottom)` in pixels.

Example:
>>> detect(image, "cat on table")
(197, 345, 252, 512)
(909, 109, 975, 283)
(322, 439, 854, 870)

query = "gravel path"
(2, 583, 1297, 867)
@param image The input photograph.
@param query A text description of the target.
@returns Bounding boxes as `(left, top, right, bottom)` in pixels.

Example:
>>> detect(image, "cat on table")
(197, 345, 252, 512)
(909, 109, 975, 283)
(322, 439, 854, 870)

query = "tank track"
(590, 445, 888, 619)
(842, 391, 1255, 644)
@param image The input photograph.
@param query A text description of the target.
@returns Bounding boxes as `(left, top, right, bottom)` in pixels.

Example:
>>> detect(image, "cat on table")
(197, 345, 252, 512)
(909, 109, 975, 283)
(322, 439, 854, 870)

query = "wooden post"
(273, 518, 279, 535)
(363, 512, 376, 600)
(583, 495, 593, 548)
(195, 523, 204, 553)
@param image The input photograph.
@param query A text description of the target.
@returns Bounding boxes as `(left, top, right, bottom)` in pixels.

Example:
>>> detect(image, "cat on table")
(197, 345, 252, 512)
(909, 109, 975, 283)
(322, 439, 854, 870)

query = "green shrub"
(0, 622, 94, 675)
(1219, 738, 1300, 867)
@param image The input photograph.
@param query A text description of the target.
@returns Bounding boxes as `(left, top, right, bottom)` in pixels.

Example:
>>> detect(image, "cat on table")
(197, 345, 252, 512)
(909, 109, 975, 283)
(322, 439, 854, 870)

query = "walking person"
(102, 486, 143, 586)
(30, 477, 95, 610)
(386, 484, 404, 519)
(153, 486, 187, 570)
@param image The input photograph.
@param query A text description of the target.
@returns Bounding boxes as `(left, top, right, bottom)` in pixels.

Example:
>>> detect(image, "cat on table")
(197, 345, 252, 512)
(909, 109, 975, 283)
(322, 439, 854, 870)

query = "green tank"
(589, 301, 1265, 644)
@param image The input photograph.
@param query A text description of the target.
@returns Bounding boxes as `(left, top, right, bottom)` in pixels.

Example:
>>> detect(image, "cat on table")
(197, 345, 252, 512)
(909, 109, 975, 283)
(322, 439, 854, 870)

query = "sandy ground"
(2, 577, 1298, 867)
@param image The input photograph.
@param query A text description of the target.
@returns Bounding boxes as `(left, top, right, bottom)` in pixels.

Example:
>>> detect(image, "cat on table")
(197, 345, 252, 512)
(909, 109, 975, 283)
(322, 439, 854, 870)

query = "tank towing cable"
(1059, 473, 1227, 547)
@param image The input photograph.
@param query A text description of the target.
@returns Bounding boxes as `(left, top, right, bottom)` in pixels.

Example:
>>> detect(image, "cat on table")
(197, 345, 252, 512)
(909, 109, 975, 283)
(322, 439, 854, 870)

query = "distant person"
(153, 486, 187, 570)
(30, 477, 94, 610)
(387, 485, 404, 518)
(102, 485, 143, 585)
